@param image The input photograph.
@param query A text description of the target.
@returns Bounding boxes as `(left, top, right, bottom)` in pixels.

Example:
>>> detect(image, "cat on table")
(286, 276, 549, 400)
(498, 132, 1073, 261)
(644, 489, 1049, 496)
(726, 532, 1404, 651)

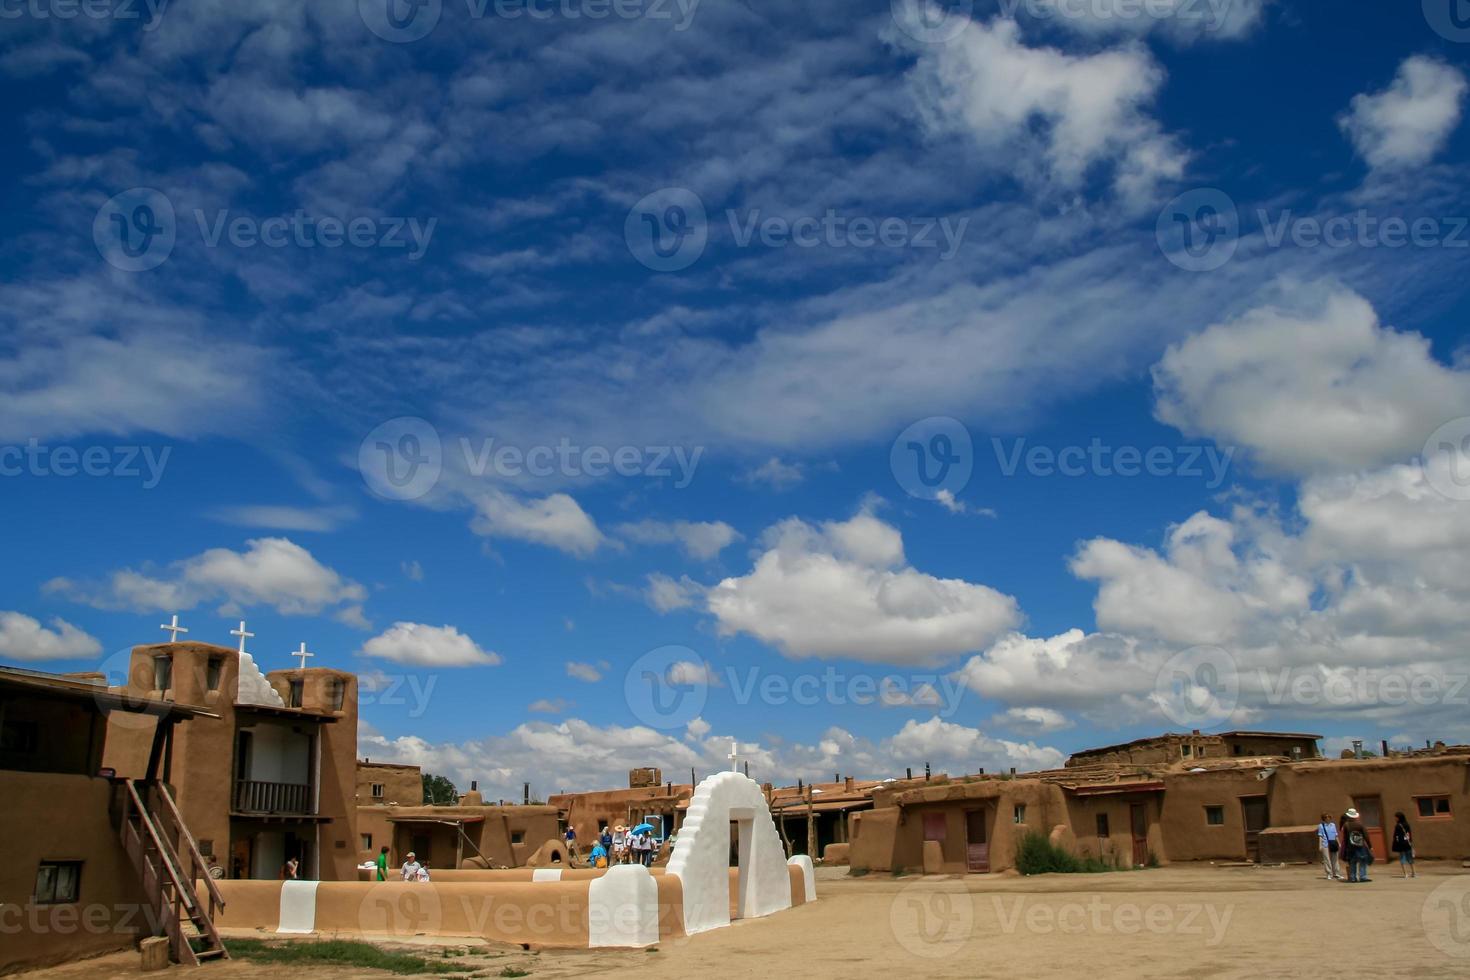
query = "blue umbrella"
(631, 823, 656, 835)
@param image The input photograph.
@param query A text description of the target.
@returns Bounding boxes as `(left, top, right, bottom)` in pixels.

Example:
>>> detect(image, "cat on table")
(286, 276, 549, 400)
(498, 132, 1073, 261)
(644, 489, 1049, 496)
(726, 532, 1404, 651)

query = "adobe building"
(103, 640, 360, 881)
(355, 762, 561, 871)
(848, 730, 1469, 875)
(549, 768, 695, 845)
(0, 664, 227, 972)
(767, 776, 882, 859)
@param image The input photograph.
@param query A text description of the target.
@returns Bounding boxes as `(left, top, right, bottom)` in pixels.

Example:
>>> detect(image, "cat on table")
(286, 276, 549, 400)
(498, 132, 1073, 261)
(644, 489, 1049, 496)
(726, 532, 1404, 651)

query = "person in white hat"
(1342, 809, 1372, 883)
(401, 850, 423, 881)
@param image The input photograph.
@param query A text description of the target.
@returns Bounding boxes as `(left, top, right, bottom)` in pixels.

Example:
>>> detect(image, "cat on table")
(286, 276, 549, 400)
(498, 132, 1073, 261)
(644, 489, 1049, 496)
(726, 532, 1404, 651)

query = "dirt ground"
(23, 864, 1470, 980)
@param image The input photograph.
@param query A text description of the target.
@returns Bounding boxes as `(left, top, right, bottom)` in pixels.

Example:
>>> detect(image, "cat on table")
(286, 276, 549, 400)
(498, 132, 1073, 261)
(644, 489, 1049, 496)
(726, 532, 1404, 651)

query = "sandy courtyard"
(23, 865, 1470, 980)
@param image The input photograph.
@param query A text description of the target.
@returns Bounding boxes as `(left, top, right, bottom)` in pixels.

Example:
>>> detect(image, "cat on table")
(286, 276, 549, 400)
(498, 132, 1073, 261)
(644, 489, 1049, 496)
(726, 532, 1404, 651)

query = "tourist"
(1317, 812, 1342, 880)
(1392, 812, 1417, 878)
(635, 830, 652, 866)
(612, 825, 627, 863)
(1342, 808, 1372, 883)
(416, 861, 432, 883)
(590, 841, 608, 869)
(282, 856, 299, 880)
(376, 845, 389, 882)
(564, 825, 579, 861)
(600, 825, 613, 855)
(401, 850, 423, 881)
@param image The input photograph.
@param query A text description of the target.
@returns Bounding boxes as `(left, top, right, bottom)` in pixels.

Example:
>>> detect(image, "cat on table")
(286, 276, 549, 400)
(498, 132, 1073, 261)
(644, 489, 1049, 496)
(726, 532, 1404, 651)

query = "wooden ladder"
(118, 779, 230, 966)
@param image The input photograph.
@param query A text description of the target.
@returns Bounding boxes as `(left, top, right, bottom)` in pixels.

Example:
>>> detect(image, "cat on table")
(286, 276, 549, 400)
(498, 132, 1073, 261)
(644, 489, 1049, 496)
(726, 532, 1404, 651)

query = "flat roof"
(1069, 730, 1322, 758)
(0, 665, 217, 720)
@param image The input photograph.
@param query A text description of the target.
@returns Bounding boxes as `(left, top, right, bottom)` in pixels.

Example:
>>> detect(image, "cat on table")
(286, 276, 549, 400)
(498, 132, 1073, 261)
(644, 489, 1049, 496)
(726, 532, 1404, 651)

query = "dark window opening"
(35, 862, 82, 905)
(1205, 805, 1225, 826)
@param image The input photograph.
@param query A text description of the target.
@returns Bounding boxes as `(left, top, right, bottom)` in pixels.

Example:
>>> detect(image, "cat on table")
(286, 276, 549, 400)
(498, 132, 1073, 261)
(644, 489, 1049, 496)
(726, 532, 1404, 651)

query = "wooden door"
(1130, 804, 1149, 867)
(964, 809, 989, 873)
(1241, 797, 1269, 862)
(1352, 796, 1390, 863)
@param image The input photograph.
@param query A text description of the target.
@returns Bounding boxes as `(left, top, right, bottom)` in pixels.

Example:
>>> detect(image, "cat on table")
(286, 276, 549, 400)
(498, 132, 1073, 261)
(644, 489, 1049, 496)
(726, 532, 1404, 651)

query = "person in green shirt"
(375, 845, 389, 882)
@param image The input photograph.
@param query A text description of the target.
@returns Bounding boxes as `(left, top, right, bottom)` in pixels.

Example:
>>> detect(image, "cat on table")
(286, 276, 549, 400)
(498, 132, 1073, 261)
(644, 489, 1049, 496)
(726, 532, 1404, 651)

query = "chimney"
(834, 773, 840, 783)
(798, 778, 803, 791)
(471, 780, 478, 791)
(1381, 739, 1390, 758)
(906, 767, 913, 780)
(924, 762, 931, 781)
(978, 768, 984, 775)
(844, 776, 854, 792)
(523, 782, 530, 805)
(1352, 739, 1363, 759)
(1009, 768, 1016, 776)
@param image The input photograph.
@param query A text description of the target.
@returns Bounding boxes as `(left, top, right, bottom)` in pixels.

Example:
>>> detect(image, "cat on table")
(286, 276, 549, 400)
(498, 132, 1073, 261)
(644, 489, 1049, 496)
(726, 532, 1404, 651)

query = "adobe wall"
(1158, 769, 1261, 861)
(356, 761, 422, 806)
(886, 780, 1073, 874)
(358, 805, 561, 869)
(1062, 791, 1166, 867)
(0, 773, 150, 975)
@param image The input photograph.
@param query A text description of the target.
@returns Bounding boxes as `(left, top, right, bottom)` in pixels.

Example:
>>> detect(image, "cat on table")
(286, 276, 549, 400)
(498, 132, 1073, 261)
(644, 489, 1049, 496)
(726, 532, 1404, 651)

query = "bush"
(1013, 831, 1121, 875)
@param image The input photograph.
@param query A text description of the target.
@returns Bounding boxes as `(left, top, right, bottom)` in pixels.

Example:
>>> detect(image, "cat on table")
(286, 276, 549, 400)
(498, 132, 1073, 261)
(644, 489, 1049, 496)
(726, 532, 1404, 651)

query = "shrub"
(1013, 831, 1120, 875)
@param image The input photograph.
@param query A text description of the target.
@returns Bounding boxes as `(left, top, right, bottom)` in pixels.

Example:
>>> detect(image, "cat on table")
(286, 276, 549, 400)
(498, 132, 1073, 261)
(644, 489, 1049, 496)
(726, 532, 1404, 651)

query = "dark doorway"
(1241, 796, 1269, 862)
(964, 808, 989, 873)
(1130, 804, 1149, 867)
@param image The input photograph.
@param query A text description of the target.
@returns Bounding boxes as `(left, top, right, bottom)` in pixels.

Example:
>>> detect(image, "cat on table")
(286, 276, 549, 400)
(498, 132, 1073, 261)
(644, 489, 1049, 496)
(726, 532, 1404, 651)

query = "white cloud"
(990, 706, 1074, 734)
(936, 489, 996, 517)
(358, 715, 1063, 802)
(565, 661, 603, 683)
(1010, 0, 1267, 43)
(907, 18, 1186, 208)
(615, 519, 741, 560)
(402, 560, 425, 582)
(707, 509, 1021, 665)
(529, 698, 572, 714)
(645, 573, 704, 613)
(44, 537, 368, 620)
(666, 660, 723, 687)
(1153, 285, 1470, 476)
(208, 504, 356, 533)
(471, 489, 604, 557)
(0, 612, 102, 662)
(360, 622, 501, 667)
(741, 457, 805, 490)
(1339, 56, 1467, 172)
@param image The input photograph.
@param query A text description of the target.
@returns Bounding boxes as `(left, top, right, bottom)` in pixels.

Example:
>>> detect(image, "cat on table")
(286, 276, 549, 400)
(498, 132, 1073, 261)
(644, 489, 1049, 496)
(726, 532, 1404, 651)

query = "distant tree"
(422, 772, 459, 805)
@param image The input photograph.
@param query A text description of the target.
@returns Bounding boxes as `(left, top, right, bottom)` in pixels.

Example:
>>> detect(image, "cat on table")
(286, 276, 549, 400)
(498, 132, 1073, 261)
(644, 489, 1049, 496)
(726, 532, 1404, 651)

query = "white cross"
(728, 739, 741, 773)
(159, 614, 188, 642)
(291, 641, 314, 670)
(230, 621, 254, 655)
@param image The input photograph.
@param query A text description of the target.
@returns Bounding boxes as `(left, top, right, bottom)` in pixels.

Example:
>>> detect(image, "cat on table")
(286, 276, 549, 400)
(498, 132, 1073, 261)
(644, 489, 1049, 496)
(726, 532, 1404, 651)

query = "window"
(1095, 814, 1110, 838)
(1232, 744, 1243, 756)
(205, 657, 223, 691)
(1181, 745, 1192, 758)
(1013, 805, 1026, 825)
(153, 655, 173, 692)
(34, 862, 82, 905)
(371, 783, 385, 799)
(511, 831, 525, 845)
(288, 680, 303, 708)
(361, 834, 373, 850)
(198, 840, 214, 858)
(329, 679, 346, 711)
(1416, 796, 1452, 819)
(1205, 805, 1225, 826)
(922, 813, 946, 841)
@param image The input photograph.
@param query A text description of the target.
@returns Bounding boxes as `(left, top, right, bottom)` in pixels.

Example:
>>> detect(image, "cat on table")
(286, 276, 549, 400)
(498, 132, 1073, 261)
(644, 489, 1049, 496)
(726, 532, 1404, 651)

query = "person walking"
(1342, 808, 1372, 883)
(375, 845, 390, 882)
(563, 825, 579, 863)
(612, 825, 627, 864)
(401, 850, 423, 882)
(600, 826, 613, 856)
(1392, 812, 1417, 878)
(1317, 812, 1342, 880)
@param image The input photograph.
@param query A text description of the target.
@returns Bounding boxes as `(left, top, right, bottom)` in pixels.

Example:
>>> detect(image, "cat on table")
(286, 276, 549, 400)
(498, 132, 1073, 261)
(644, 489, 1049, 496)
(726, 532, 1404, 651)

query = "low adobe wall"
(205, 861, 814, 949)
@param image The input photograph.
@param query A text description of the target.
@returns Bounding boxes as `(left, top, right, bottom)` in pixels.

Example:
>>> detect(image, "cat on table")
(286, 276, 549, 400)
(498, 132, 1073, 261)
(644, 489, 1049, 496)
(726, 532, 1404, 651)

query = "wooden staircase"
(118, 779, 230, 966)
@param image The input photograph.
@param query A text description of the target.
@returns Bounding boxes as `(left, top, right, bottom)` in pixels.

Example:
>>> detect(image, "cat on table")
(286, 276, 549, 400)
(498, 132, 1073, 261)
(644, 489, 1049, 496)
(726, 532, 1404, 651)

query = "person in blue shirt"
(1317, 812, 1341, 880)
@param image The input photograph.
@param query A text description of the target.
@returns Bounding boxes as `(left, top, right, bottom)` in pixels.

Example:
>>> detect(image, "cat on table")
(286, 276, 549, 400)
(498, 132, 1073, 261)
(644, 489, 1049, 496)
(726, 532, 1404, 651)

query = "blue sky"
(3, 0, 1470, 797)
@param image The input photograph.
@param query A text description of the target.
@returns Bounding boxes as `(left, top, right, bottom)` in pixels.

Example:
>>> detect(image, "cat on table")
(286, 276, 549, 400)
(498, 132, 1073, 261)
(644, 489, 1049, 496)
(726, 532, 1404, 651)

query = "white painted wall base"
(787, 855, 817, 904)
(587, 865, 659, 947)
(276, 880, 320, 934)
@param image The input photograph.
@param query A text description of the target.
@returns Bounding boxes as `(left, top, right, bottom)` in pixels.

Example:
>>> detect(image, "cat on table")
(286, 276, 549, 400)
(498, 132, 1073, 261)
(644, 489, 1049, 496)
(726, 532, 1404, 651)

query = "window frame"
(1013, 804, 1027, 825)
(1204, 805, 1225, 826)
(1415, 795, 1452, 820)
(1095, 813, 1110, 838)
(34, 861, 82, 905)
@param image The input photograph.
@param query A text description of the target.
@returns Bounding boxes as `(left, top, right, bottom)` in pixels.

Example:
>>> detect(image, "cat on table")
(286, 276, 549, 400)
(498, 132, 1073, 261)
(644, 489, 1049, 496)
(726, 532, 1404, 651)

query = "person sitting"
(590, 842, 608, 869)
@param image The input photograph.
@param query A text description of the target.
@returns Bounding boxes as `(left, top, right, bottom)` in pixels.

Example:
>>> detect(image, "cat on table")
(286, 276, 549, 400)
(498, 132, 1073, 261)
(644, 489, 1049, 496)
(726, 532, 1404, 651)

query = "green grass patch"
(1013, 831, 1124, 875)
(225, 939, 469, 975)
